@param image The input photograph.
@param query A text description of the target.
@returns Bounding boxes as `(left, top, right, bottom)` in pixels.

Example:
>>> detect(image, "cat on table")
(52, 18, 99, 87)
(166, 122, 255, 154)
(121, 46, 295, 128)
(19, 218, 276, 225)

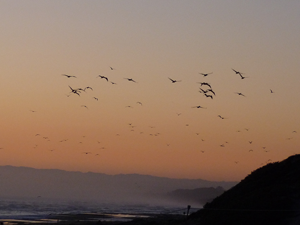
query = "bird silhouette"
(218, 115, 225, 119)
(97, 75, 109, 81)
(232, 68, 243, 75)
(168, 77, 181, 83)
(84, 86, 93, 91)
(198, 82, 212, 88)
(69, 86, 80, 96)
(207, 89, 216, 95)
(124, 78, 137, 83)
(192, 105, 207, 109)
(235, 92, 245, 97)
(204, 93, 213, 99)
(232, 69, 248, 79)
(62, 74, 76, 78)
(199, 72, 213, 77)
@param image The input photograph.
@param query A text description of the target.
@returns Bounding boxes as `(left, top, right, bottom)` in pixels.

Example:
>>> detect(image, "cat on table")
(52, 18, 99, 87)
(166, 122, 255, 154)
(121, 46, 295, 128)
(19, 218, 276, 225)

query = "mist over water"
(0, 197, 200, 221)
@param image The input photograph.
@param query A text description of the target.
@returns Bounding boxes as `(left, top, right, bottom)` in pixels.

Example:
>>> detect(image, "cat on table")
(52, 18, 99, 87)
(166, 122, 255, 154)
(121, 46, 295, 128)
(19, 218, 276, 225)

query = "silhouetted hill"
(164, 187, 225, 206)
(189, 154, 300, 225)
(0, 166, 236, 205)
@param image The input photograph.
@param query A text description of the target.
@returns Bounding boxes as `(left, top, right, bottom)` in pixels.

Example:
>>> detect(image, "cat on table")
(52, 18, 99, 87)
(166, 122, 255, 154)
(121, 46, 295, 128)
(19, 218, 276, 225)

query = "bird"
(124, 78, 137, 83)
(204, 93, 213, 99)
(192, 105, 206, 109)
(207, 89, 216, 95)
(83, 152, 92, 155)
(110, 67, 114, 70)
(239, 74, 248, 79)
(199, 72, 213, 77)
(270, 89, 274, 93)
(198, 82, 212, 88)
(168, 77, 181, 83)
(81, 105, 88, 109)
(84, 86, 93, 91)
(97, 75, 109, 81)
(69, 86, 80, 96)
(232, 68, 243, 76)
(93, 97, 98, 101)
(249, 141, 252, 144)
(232, 69, 248, 79)
(218, 115, 225, 119)
(235, 92, 245, 97)
(136, 102, 143, 106)
(62, 74, 76, 78)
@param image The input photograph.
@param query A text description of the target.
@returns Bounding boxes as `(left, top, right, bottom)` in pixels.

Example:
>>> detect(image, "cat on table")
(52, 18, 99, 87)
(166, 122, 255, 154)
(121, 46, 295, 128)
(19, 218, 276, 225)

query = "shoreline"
(0, 212, 189, 225)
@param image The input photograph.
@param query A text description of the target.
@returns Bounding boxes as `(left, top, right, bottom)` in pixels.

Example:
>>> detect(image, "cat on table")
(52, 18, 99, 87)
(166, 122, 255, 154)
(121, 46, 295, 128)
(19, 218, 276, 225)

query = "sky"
(1, 0, 300, 181)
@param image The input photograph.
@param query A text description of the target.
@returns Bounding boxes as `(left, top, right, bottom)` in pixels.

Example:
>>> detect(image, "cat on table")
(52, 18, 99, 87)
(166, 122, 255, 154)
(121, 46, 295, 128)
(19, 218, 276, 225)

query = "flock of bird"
(21, 66, 298, 175)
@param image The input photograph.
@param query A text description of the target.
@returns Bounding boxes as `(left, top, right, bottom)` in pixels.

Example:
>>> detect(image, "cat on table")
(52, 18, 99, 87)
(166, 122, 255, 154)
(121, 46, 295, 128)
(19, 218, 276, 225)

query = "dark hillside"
(188, 154, 300, 225)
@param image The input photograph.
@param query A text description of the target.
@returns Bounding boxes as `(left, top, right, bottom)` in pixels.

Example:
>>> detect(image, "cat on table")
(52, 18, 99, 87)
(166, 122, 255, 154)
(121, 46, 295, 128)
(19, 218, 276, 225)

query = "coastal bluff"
(188, 154, 300, 225)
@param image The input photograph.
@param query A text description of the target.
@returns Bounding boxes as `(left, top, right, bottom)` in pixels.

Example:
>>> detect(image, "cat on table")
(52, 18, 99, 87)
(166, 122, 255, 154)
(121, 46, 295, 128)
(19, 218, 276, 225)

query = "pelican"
(204, 93, 213, 99)
(124, 78, 137, 83)
(199, 72, 213, 77)
(198, 82, 212, 88)
(62, 74, 76, 78)
(69, 86, 80, 96)
(168, 77, 181, 83)
(192, 105, 207, 109)
(97, 75, 109, 81)
(235, 92, 245, 97)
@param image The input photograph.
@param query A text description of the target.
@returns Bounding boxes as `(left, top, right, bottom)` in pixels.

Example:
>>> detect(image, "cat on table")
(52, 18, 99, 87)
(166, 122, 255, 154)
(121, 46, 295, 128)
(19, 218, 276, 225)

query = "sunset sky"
(1, 1, 299, 181)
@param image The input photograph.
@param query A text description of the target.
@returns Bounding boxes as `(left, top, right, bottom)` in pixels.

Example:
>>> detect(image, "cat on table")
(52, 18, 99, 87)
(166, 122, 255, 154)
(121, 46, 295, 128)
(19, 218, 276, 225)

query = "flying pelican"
(84, 86, 93, 91)
(83, 152, 92, 155)
(62, 74, 76, 78)
(69, 86, 80, 96)
(235, 92, 245, 97)
(207, 89, 216, 95)
(199, 72, 213, 77)
(97, 75, 109, 81)
(168, 77, 181, 83)
(192, 105, 206, 109)
(198, 82, 212, 88)
(232, 68, 243, 76)
(218, 115, 225, 119)
(204, 93, 213, 99)
(124, 78, 137, 83)
(232, 69, 248, 79)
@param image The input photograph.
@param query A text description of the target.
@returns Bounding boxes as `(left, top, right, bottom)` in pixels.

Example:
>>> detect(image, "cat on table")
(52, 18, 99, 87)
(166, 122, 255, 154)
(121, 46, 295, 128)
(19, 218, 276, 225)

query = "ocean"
(0, 198, 200, 223)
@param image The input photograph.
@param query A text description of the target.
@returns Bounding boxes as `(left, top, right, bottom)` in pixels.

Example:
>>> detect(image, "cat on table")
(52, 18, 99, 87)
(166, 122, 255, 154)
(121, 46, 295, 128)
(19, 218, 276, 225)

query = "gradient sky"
(1, 1, 300, 181)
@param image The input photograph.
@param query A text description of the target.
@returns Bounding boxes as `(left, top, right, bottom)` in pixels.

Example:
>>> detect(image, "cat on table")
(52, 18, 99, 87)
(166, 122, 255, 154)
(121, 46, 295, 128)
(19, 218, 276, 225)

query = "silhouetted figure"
(186, 205, 191, 217)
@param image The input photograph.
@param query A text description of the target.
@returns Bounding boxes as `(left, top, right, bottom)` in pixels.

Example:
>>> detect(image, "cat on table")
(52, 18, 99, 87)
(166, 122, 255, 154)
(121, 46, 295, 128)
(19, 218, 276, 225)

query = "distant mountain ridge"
(0, 165, 237, 205)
